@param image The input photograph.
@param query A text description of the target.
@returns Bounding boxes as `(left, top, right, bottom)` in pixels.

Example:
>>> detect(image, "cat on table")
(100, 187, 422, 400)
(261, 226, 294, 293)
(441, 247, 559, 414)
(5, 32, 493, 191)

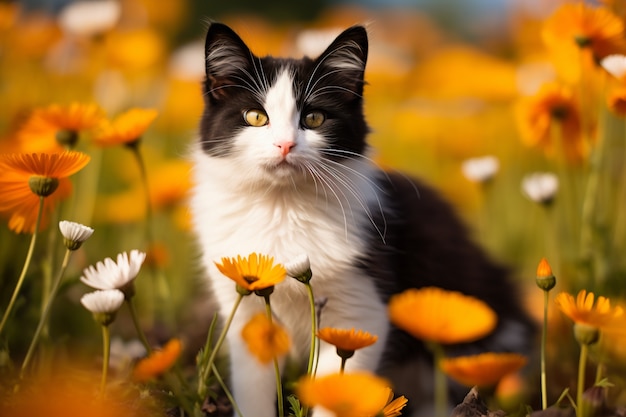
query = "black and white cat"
(190, 22, 534, 417)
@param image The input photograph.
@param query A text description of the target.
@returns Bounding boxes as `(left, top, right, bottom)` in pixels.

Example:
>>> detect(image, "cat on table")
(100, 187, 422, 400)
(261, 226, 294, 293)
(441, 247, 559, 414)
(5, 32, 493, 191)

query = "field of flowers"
(1, 0, 626, 416)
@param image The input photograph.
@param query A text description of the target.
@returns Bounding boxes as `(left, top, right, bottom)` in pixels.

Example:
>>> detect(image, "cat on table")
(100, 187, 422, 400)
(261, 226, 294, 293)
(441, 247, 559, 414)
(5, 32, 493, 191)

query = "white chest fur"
(190, 150, 389, 355)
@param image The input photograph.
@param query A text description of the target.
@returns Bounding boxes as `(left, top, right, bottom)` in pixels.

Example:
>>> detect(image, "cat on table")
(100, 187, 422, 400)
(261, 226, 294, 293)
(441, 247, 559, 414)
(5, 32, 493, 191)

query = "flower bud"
(580, 385, 607, 417)
(535, 258, 556, 291)
(286, 254, 312, 284)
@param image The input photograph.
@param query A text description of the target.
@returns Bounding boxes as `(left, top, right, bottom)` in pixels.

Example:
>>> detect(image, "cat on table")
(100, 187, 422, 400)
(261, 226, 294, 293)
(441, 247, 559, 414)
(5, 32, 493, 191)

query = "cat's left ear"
(316, 26, 368, 94)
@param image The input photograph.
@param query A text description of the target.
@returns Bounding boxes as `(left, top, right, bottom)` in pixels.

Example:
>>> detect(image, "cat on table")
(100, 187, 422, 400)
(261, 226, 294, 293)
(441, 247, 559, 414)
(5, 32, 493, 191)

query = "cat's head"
(199, 22, 370, 187)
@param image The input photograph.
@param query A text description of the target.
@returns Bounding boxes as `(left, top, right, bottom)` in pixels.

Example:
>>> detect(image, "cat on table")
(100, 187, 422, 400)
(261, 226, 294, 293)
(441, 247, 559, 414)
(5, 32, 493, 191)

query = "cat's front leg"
(226, 318, 280, 417)
(310, 302, 390, 417)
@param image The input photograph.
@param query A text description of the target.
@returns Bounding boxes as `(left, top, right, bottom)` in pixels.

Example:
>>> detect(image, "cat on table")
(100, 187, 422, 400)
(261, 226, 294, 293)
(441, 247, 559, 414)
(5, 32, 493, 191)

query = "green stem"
(0, 196, 45, 336)
(40, 204, 61, 336)
(129, 143, 173, 325)
(21, 248, 72, 377)
(305, 283, 317, 376)
(264, 297, 284, 417)
(577, 344, 589, 417)
(126, 298, 152, 354)
(128, 142, 154, 246)
(212, 363, 244, 417)
(431, 342, 447, 417)
(198, 293, 244, 400)
(541, 289, 550, 410)
(595, 363, 605, 384)
(302, 284, 318, 417)
(100, 324, 111, 394)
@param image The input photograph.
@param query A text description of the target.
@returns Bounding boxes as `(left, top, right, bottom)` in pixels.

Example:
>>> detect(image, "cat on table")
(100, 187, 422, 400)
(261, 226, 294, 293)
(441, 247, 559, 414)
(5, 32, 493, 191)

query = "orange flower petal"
(441, 352, 528, 387)
(214, 253, 286, 292)
(241, 313, 290, 364)
(555, 290, 623, 327)
(297, 372, 392, 417)
(132, 339, 182, 382)
(388, 287, 497, 345)
(317, 327, 378, 351)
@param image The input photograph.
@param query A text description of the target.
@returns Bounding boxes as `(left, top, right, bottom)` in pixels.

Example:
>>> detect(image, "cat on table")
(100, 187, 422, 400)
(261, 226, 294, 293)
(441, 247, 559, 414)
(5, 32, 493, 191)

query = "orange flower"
(2, 364, 159, 417)
(440, 352, 528, 387)
(34, 102, 105, 132)
(555, 290, 623, 328)
(543, 3, 626, 62)
(388, 287, 497, 345)
(381, 389, 408, 417)
(590, 311, 626, 367)
(297, 372, 394, 417)
(13, 103, 105, 152)
(607, 87, 626, 117)
(92, 108, 158, 147)
(0, 151, 90, 233)
(132, 338, 182, 382)
(515, 83, 585, 163)
(241, 312, 290, 364)
(317, 327, 378, 352)
(214, 253, 286, 292)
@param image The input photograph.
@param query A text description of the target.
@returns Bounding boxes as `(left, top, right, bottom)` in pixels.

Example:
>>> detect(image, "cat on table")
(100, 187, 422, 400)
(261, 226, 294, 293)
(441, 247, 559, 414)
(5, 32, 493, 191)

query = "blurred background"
(2, 0, 626, 410)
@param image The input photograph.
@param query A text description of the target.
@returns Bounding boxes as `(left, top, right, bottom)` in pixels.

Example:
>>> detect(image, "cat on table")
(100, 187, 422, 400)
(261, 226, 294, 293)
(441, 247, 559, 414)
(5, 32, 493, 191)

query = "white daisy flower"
(81, 289, 124, 315)
(58, 0, 121, 37)
(59, 220, 94, 250)
(601, 54, 626, 79)
(521, 172, 559, 204)
(461, 156, 500, 183)
(285, 254, 312, 283)
(81, 250, 146, 298)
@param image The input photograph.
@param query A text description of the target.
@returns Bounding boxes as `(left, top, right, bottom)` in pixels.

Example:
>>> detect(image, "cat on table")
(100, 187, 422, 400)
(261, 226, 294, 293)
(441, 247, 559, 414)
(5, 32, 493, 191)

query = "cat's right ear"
(204, 22, 253, 100)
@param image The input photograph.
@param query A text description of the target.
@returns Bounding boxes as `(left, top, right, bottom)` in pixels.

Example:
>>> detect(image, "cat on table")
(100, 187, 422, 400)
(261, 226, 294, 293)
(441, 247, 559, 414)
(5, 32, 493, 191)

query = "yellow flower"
(214, 253, 286, 292)
(296, 372, 393, 417)
(388, 287, 497, 344)
(543, 3, 626, 63)
(92, 108, 158, 147)
(440, 352, 528, 387)
(515, 83, 585, 163)
(317, 327, 378, 353)
(132, 338, 182, 382)
(555, 290, 624, 328)
(0, 151, 90, 233)
(241, 312, 291, 364)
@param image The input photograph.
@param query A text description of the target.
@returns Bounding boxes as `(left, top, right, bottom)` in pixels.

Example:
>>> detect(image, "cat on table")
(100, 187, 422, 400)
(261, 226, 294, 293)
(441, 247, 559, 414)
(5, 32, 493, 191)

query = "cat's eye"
(303, 111, 325, 129)
(244, 109, 269, 127)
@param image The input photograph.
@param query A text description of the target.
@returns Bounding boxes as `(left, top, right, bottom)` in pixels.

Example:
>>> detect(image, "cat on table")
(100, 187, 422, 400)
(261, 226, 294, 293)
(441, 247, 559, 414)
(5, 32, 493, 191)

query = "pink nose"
(275, 141, 295, 157)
